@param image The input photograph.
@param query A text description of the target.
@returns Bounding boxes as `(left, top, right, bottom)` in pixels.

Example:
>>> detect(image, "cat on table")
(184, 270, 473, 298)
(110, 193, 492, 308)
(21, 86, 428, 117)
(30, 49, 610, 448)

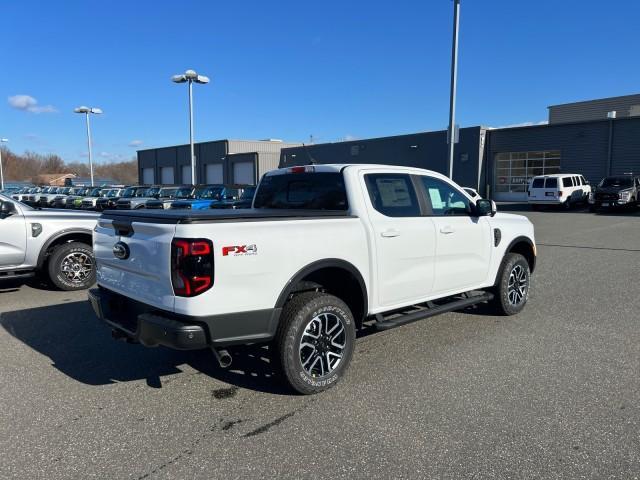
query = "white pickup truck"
(90, 164, 536, 394)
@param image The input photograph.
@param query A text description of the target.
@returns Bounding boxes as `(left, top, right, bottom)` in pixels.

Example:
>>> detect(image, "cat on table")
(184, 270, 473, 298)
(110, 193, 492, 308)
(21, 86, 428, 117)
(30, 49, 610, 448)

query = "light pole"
(74, 106, 102, 186)
(0, 138, 8, 190)
(172, 69, 210, 185)
(447, 0, 461, 180)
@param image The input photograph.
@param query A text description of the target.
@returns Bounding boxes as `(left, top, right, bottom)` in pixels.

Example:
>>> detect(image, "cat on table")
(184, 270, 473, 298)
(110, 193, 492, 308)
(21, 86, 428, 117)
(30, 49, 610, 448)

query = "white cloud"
(128, 139, 144, 147)
(8, 94, 57, 113)
(342, 134, 358, 141)
(99, 151, 128, 162)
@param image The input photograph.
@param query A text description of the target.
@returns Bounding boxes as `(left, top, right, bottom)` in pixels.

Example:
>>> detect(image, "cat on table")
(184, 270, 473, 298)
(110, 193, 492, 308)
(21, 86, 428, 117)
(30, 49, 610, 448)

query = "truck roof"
(271, 163, 446, 178)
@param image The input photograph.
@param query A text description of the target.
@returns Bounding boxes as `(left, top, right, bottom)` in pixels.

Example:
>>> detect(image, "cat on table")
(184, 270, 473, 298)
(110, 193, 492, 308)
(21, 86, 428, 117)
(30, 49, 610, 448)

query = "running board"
(374, 292, 494, 331)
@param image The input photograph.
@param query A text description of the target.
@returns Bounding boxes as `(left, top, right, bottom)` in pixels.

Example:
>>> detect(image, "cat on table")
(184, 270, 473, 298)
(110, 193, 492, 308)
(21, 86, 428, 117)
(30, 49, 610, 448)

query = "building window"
(494, 150, 560, 193)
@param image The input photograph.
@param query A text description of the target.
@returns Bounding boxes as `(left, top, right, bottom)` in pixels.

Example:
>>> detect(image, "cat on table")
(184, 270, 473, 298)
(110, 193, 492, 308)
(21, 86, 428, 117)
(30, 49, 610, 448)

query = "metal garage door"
(142, 168, 154, 185)
(206, 164, 223, 184)
(160, 167, 174, 185)
(233, 161, 255, 185)
(181, 165, 192, 184)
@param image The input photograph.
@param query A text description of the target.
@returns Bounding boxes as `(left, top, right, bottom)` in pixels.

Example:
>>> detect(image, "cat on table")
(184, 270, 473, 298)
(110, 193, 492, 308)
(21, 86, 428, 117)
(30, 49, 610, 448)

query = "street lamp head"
(90, 108, 103, 114)
(172, 74, 187, 83)
(195, 75, 210, 84)
(184, 69, 197, 79)
(74, 106, 90, 113)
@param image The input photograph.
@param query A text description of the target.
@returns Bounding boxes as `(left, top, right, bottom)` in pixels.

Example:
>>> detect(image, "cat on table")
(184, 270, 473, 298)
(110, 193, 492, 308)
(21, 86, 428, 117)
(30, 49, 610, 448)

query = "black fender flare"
(504, 235, 536, 273)
(37, 228, 94, 268)
(275, 258, 368, 320)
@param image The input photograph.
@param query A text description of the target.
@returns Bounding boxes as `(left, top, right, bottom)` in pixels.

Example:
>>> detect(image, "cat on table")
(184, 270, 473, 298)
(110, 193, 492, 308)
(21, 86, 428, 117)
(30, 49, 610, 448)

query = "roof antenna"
(301, 137, 317, 165)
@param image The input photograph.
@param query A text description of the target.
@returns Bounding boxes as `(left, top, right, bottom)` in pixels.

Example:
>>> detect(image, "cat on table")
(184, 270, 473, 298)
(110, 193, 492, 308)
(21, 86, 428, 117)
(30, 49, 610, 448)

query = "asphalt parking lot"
(1, 206, 639, 479)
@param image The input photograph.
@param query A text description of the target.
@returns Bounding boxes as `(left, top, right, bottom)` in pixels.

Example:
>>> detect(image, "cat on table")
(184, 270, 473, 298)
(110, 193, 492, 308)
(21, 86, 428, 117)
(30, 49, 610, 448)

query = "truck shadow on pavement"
(0, 300, 290, 395)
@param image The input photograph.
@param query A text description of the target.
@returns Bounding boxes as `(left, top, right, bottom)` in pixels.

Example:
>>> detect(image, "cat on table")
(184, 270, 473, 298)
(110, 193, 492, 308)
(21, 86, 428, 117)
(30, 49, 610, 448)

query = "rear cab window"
(254, 171, 348, 210)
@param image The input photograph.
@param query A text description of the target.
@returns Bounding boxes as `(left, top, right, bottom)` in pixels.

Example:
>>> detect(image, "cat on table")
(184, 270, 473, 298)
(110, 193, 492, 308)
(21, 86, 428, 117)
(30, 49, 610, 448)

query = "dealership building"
(139, 94, 640, 201)
(136, 139, 301, 186)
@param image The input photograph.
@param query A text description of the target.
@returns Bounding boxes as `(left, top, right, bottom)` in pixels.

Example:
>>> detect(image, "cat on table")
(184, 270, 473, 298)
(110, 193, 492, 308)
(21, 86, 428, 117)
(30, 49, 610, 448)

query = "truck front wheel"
(47, 242, 96, 291)
(490, 253, 530, 316)
(275, 292, 356, 395)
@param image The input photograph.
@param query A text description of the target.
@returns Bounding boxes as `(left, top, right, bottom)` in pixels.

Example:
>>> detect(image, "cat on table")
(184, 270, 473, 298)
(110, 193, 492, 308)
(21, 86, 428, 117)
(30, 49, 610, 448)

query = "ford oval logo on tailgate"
(112, 241, 130, 260)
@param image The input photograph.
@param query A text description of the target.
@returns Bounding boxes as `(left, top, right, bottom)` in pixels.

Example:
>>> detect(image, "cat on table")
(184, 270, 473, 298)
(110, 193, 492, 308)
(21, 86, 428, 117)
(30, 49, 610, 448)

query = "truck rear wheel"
(47, 242, 96, 291)
(275, 292, 356, 395)
(490, 253, 530, 316)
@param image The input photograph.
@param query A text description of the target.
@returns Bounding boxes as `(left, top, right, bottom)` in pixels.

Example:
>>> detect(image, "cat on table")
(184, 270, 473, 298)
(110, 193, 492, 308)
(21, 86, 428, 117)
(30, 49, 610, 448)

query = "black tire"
(275, 292, 356, 395)
(589, 205, 596, 213)
(564, 198, 572, 210)
(489, 253, 530, 316)
(47, 242, 96, 291)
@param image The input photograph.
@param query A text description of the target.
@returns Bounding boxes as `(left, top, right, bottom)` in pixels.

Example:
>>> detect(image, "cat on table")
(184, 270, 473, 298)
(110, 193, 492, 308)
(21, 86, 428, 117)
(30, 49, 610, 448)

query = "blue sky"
(2, 0, 639, 164)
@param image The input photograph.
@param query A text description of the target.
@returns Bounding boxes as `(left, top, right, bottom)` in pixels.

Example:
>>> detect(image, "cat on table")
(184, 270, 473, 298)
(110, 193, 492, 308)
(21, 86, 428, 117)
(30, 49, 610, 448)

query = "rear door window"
(364, 174, 421, 217)
(562, 177, 572, 188)
(532, 178, 545, 188)
(545, 178, 558, 189)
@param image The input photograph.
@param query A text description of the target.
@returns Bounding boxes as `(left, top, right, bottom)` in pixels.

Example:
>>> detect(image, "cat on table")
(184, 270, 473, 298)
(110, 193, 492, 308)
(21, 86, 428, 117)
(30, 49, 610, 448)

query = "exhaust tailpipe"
(212, 348, 232, 368)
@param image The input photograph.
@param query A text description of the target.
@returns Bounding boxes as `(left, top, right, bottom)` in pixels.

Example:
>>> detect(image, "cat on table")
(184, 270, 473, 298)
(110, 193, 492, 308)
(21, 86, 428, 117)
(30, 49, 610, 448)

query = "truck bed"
(101, 208, 355, 224)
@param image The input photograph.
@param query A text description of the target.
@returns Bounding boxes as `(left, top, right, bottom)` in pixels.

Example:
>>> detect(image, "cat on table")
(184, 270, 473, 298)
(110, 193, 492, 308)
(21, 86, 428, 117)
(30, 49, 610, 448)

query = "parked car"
(589, 174, 640, 212)
(81, 188, 124, 210)
(145, 185, 194, 209)
(0, 193, 98, 290)
(116, 185, 161, 210)
(95, 186, 133, 211)
(90, 164, 536, 395)
(528, 173, 590, 209)
(38, 186, 70, 208)
(13, 186, 41, 203)
(209, 185, 257, 209)
(171, 184, 253, 210)
(70, 187, 103, 210)
(58, 187, 90, 209)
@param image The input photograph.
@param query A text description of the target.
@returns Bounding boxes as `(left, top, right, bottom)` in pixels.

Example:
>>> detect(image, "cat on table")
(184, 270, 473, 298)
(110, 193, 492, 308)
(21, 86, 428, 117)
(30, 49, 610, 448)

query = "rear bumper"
(88, 287, 281, 349)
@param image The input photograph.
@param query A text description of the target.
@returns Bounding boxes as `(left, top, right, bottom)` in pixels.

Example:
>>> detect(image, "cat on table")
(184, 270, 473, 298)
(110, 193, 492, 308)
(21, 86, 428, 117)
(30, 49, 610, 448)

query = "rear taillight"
(558, 191, 563, 197)
(171, 238, 214, 297)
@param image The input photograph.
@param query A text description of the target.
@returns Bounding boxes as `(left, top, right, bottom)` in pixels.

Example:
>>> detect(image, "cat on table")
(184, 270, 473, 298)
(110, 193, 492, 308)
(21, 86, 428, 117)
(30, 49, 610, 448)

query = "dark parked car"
(145, 186, 194, 209)
(589, 175, 640, 212)
(209, 185, 257, 209)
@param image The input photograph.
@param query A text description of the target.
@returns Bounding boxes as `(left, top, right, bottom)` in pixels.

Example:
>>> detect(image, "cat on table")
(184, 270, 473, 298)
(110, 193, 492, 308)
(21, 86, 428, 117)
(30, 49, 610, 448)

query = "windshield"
(122, 187, 137, 198)
(106, 189, 119, 198)
(194, 186, 223, 199)
(88, 188, 102, 196)
(600, 177, 633, 188)
(158, 187, 179, 198)
(253, 172, 348, 210)
(175, 187, 194, 199)
(240, 186, 257, 200)
(140, 187, 160, 197)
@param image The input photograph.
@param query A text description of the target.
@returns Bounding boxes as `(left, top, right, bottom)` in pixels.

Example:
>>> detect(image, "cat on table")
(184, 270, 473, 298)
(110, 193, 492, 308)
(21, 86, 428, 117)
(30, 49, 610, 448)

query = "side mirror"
(0, 200, 16, 218)
(476, 199, 497, 217)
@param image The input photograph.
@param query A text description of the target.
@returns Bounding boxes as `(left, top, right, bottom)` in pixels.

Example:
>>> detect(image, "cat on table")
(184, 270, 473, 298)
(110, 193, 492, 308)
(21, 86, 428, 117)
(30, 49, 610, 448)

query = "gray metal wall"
(549, 94, 640, 124)
(280, 127, 487, 193)
(487, 117, 640, 188)
(137, 139, 300, 185)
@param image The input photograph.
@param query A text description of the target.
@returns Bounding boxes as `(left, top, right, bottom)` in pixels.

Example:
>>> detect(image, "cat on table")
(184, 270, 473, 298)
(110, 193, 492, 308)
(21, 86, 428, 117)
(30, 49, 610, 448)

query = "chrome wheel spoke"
(299, 312, 347, 378)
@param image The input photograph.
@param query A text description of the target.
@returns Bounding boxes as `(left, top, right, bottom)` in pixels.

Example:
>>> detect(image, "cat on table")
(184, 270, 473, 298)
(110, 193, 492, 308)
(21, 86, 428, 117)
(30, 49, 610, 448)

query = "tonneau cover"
(100, 208, 355, 224)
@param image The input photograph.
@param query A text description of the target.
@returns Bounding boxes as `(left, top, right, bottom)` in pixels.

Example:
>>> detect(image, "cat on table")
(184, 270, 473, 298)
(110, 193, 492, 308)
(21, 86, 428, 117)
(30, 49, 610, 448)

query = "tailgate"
(94, 217, 177, 311)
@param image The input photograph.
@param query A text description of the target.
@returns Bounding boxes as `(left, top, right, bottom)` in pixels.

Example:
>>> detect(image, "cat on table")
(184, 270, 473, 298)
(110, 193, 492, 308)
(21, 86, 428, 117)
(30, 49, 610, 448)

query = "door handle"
(381, 229, 400, 238)
(440, 226, 455, 234)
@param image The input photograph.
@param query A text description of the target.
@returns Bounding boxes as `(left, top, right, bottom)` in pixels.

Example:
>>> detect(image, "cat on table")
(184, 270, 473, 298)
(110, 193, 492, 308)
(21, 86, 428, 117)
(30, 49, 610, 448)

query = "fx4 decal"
(222, 244, 258, 256)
